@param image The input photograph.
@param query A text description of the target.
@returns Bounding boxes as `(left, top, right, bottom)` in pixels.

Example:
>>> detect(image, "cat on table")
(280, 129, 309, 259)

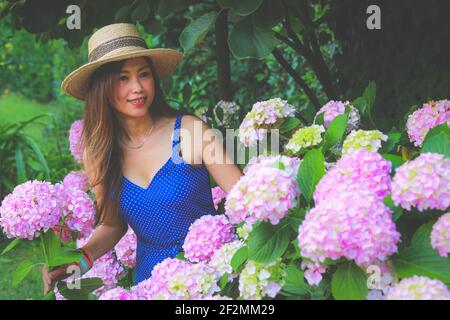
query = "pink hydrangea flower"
(208, 240, 245, 279)
(298, 189, 401, 267)
(132, 258, 192, 299)
(391, 153, 450, 212)
(77, 232, 126, 297)
(431, 212, 450, 257)
(63, 171, 90, 192)
(131, 258, 220, 300)
(239, 98, 296, 147)
(315, 100, 360, 130)
(407, 100, 450, 147)
(114, 226, 137, 268)
(183, 214, 236, 263)
(0, 180, 62, 240)
(301, 261, 327, 286)
(244, 154, 300, 181)
(69, 119, 84, 163)
(98, 287, 136, 300)
(387, 276, 450, 300)
(225, 165, 300, 225)
(314, 149, 391, 206)
(55, 183, 96, 238)
(211, 186, 227, 210)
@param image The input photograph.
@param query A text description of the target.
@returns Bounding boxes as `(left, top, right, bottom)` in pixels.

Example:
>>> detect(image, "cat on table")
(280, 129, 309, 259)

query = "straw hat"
(61, 23, 183, 101)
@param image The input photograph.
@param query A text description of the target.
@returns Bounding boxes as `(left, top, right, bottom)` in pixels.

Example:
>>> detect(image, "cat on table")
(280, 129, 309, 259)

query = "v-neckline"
(122, 116, 179, 191)
(123, 157, 173, 191)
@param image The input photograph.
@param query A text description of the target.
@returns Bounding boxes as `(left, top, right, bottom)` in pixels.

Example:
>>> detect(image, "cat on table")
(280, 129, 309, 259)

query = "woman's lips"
(128, 97, 146, 106)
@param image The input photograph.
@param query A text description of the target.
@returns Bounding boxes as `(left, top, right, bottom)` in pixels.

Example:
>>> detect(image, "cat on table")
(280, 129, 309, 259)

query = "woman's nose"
(131, 76, 144, 91)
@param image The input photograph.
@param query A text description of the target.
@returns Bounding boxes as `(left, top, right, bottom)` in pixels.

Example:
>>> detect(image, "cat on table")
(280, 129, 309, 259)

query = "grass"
(0, 238, 44, 300)
(0, 92, 83, 153)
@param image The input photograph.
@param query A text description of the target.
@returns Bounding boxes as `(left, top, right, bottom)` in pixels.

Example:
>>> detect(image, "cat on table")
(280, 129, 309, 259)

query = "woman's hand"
(41, 264, 72, 296)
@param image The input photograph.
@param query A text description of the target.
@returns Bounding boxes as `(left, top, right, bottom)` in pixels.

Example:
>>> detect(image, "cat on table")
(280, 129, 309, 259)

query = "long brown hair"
(81, 57, 182, 226)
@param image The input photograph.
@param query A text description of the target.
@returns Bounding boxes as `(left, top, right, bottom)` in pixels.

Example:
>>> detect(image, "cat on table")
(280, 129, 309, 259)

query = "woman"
(42, 23, 243, 295)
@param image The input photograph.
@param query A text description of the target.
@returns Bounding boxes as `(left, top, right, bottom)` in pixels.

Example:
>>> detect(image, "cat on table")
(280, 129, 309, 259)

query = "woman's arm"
(181, 115, 243, 193)
(42, 150, 128, 295)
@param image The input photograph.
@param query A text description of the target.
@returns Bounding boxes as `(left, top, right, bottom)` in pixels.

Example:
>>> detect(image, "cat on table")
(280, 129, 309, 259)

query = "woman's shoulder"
(178, 114, 209, 131)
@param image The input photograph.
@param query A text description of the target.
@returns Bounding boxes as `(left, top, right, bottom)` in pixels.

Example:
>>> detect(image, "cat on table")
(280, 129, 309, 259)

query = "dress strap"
(171, 115, 184, 164)
(172, 114, 182, 147)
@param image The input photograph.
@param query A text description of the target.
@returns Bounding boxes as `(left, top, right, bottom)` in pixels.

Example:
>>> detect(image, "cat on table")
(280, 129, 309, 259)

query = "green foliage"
(231, 246, 248, 272)
(56, 278, 104, 300)
(297, 149, 325, 204)
(421, 123, 450, 157)
(392, 221, 450, 285)
(331, 261, 368, 300)
(321, 113, 348, 153)
(229, 17, 279, 59)
(12, 260, 38, 287)
(218, 0, 264, 16)
(281, 262, 309, 297)
(247, 220, 292, 264)
(179, 12, 217, 53)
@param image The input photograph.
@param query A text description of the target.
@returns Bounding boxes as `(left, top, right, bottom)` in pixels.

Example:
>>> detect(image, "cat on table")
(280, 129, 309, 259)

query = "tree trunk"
(215, 9, 232, 101)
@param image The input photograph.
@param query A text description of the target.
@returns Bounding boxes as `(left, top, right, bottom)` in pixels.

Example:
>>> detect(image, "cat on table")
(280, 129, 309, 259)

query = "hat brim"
(61, 48, 183, 101)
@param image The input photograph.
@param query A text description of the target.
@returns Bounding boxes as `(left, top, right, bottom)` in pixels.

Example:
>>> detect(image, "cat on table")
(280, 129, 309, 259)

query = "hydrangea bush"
(2, 89, 450, 301)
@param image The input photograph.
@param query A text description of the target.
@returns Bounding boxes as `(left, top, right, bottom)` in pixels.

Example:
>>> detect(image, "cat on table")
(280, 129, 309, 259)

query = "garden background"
(0, 0, 449, 300)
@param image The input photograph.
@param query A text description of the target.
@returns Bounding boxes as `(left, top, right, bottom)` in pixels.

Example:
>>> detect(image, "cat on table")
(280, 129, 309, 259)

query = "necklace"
(124, 123, 154, 149)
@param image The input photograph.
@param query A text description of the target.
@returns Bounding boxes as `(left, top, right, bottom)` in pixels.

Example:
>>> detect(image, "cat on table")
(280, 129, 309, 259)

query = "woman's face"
(112, 57, 155, 118)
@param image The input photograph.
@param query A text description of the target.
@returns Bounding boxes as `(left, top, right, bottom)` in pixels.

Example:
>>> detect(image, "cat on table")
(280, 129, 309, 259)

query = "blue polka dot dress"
(118, 114, 218, 284)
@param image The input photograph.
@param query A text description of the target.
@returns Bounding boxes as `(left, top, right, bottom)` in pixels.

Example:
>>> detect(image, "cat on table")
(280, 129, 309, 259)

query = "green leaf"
(131, 1, 150, 22)
(248, 221, 291, 263)
(281, 262, 309, 297)
(15, 144, 27, 184)
(218, 0, 264, 16)
(279, 117, 302, 133)
(314, 112, 324, 126)
(114, 5, 132, 22)
(179, 12, 217, 53)
(421, 123, 450, 157)
(231, 246, 248, 272)
(23, 136, 50, 180)
(1, 238, 21, 256)
(363, 81, 376, 116)
(41, 231, 64, 268)
(411, 221, 435, 247)
(273, 160, 285, 170)
(52, 248, 82, 266)
(219, 273, 229, 289)
(157, 0, 188, 18)
(229, 17, 279, 59)
(331, 261, 368, 300)
(353, 81, 376, 120)
(12, 260, 37, 287)
(380, 131, 401, 154)
(252, 0, 284, 29)
(392, 223, 450, 284)
(286, 208, 306, 233)
(381, 154, 405, 171)
(40, 292, 56, 300)
(57, 278, 104, 300)
(298, 149, 325, 204)
(383, 195, 403, 222)
(175, 252, 186, 260)
(322, 114, 348, 153)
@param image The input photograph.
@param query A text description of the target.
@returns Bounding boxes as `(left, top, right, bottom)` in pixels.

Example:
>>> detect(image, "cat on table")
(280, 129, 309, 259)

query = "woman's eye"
(119, 75, 128, 81)
(140, 72, 151, 78)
